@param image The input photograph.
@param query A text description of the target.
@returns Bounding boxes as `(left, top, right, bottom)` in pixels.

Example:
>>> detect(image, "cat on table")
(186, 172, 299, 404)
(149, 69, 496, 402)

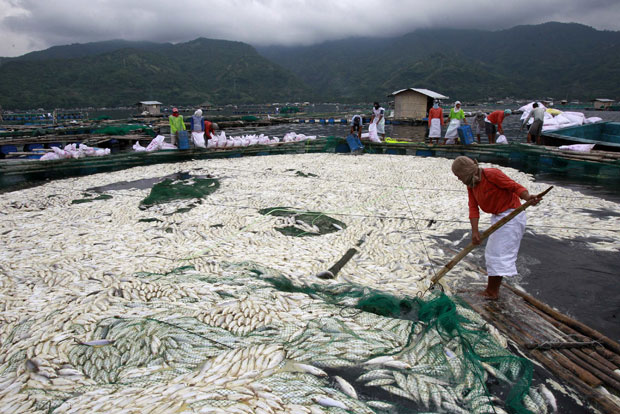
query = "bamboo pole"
(431, 186, 553, 285)
(581, 348, 620, 372)
(525, 341, 598, 350)
(506, 284, 620, 355)
(563, 349, 620, 392)
(594, 347, 620, 367)
(572, 349, 620, 384)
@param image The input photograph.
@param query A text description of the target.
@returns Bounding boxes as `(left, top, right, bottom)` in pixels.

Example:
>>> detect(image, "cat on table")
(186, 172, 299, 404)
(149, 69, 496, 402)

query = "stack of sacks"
(40, 143, 111, 161)
(519, 102, 604, 132)
(203, 132, 315, 149)
(133, 132, 318, 152)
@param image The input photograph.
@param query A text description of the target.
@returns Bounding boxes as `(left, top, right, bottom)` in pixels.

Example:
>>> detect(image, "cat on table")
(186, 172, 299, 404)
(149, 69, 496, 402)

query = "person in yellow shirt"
(168, 107, 186, 146)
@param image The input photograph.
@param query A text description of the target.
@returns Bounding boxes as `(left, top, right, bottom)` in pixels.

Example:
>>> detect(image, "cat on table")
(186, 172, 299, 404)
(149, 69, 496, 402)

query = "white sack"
(192, 132, 206, 148)
(558, 144, 596, 152)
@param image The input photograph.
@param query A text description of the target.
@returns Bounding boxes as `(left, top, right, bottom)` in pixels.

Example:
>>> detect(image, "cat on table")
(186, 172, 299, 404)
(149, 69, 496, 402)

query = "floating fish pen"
(0, 124, 157, 161)
(0, 111, 87, 126)
(2, 138, 620, 188)
(1, 146, 619, 413)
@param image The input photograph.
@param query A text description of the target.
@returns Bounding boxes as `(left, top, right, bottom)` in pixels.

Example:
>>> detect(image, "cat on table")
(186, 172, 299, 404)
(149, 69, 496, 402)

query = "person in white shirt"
(371, 102, 385, 140)
(521, 103, 546, 144)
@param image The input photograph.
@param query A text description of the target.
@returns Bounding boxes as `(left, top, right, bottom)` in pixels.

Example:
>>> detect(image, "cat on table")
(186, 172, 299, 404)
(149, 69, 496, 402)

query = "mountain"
(0, 38, 312, 109)
(258, 22, 620, 102)
(0, 40, 168, 65)
(1, 22, 619, 109)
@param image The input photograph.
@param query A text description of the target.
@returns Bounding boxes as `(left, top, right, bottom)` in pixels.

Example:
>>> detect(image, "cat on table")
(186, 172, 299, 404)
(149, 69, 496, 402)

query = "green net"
(251, 267, 536, 414)
(258, 206, 347, 237)
(92, 124, 156, 137)
(71, 193, 113, 204)
(140, 177, 220, 209)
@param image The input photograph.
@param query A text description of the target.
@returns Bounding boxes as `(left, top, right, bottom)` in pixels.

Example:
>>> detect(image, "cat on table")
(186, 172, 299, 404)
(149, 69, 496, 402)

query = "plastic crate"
(457, 125, 475, 145)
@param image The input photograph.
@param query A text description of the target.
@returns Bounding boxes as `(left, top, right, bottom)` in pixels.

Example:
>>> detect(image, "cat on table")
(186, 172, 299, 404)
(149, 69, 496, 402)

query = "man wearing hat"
(451, 156, 540, 299)
(484, 109, 511, 144)
(168, 108, 186, 146)
(204, 119, 218, 141)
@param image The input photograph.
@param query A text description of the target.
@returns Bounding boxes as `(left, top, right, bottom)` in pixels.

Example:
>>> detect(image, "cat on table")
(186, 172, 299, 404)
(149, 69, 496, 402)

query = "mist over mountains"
(1, 22, 618, 109)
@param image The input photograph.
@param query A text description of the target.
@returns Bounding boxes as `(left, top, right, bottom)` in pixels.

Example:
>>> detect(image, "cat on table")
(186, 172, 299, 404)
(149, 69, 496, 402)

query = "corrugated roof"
(390, 88, 449, 99)
(593, 98, 614, 102)
(138, 101, 163, 105)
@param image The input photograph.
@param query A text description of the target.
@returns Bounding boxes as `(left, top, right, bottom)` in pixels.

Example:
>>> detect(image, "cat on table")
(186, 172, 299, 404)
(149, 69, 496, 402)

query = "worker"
(521, 103, 545, 145)
(470, 111, 486, 143)
(444, 101, 467, 144)
(347, 114, 364, 154)
(485, 109, 511, 144)
(204, 119, 218, 140)
(168, 108, 186, 146)
(428, 100, 444, 144)
(189, 109, 206, 148)
(371, 102, 385, 140)
(350, 114, 363, 139)
(451, 156, 541, 300)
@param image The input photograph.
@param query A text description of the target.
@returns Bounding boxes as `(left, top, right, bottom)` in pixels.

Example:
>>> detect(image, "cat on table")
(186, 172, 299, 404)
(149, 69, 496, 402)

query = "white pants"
(444, 119, 460, 143)
(485, 209, 526, 276)
(377, 119, 385, 134)
(429, 118, 441, 138)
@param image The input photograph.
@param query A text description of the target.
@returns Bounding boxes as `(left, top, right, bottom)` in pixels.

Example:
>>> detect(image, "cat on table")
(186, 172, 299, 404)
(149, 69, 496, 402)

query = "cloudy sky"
(1, 0, 619, 57)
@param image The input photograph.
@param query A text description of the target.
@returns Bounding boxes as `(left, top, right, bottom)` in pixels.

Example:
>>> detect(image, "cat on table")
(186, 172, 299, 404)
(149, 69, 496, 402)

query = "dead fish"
(334, 375, 357, 399)
(78, 339, 115, 346)
(539, 384, 557, 413)
(313, 395, 347, 409)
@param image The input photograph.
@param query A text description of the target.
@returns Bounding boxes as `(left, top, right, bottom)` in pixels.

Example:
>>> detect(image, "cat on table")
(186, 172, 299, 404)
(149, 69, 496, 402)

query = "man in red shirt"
(485, 109, 511, 144)
(451, 156, 540, 299)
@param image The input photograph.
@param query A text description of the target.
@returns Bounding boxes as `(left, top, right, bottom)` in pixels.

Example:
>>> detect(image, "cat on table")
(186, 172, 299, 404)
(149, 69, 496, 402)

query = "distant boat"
(542, 122, 620, 152)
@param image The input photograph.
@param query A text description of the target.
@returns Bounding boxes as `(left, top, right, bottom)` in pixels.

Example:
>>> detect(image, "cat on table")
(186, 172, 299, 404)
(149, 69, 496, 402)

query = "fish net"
(257, 268, 537, 413)
(92, 124, 156, 137)
(0, 258, 545, 413)
(140, 177, 220, 210)
(259, 207, 347, 237)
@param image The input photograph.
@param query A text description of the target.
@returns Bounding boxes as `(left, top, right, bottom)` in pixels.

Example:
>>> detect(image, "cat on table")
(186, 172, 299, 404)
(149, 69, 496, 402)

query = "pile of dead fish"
(1, 154, 619, 413)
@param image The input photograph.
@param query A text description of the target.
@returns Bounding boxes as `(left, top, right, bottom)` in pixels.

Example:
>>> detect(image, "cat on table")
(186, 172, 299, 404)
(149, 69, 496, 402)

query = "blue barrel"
(177, 131, 189, 150)
(298, 119, 305, 123)
(319, 119, 326, 124)
(340, 119, 347, 124)
(328, 118, 334, 124)
(1, 145, 18, 156)
(309, 119, 315, 124)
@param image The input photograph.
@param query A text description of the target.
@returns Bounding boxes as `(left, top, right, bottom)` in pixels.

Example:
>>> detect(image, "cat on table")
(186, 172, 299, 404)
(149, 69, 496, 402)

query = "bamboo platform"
(2, 138, 620, 188)
(456, 285, 620, 414)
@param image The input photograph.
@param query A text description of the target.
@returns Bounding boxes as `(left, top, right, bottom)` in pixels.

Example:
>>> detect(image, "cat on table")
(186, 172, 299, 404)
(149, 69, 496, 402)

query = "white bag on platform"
(368, 122, 381, 142)
(192, 132, 206, 148)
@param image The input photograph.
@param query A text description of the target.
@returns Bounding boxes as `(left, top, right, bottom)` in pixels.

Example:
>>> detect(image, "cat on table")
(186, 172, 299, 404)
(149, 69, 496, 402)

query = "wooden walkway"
(457, 285, 620, 414)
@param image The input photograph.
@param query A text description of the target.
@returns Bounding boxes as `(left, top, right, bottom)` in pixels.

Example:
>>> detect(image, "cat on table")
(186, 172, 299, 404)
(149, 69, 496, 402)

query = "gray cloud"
(1, 0, 619, 56)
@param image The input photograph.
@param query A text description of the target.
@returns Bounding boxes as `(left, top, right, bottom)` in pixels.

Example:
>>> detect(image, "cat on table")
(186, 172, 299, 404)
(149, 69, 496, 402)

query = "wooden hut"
(592, 99, 614, 110)
(137, 101, 163, 115)
(390, 88, 449, 121)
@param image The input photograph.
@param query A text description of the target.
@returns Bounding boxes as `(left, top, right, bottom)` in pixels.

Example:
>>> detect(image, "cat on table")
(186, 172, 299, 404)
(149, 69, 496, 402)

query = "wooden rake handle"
(430, 186, 553, 285)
